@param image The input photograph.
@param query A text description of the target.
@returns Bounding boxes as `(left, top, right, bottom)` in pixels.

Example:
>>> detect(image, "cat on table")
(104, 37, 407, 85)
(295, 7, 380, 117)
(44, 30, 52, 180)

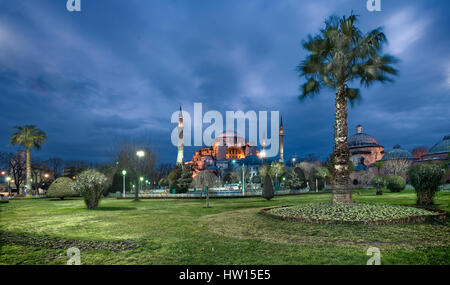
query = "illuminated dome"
(212, 132, 246, 147)
(428, 135, 450, 155)
(382, 145, 414, 161)
(348, 125, 380, 149)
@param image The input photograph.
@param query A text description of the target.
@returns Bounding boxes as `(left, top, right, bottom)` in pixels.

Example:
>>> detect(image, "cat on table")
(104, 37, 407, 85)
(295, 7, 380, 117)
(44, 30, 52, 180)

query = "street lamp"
(139, 176, 144, 194)
(121, 170, 127, 197)
(135, 150, 145, 200)
(5, 176, 11, 195)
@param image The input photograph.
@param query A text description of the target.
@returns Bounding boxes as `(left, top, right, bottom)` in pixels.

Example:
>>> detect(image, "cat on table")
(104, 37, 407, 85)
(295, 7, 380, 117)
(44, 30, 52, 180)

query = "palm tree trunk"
(26, 148, 31, 195)
(332, 85, 352, 204)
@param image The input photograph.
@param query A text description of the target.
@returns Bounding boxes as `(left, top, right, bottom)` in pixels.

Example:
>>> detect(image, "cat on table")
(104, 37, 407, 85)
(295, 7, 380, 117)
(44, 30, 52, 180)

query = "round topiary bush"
(387, 176, 406, 193)
(261, 203, 444, 225)
(72, 169, 108, 209)
(46, 177, 77, 200)
(408, 164, 445, 206)
(371, 176, 387, 195)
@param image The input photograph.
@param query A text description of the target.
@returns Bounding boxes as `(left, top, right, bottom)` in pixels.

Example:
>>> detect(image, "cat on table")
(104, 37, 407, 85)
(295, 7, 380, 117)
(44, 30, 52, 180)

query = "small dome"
(382, 145, 414, 161)
(348, 125, 380, 148)
(348, 133, 380, 148)
(428, 135, 450, 155)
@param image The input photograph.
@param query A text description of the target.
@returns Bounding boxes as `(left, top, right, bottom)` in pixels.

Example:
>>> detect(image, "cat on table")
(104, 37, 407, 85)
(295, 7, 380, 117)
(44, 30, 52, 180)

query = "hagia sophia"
(175, 107, 283, 176)
(175, 106, 449, 180)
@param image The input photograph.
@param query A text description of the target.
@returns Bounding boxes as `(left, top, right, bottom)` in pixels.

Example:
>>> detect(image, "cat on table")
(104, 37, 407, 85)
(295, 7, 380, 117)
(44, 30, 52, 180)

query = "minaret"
(262, 130, 266, 158)
(279, 116, 284, 163)
(176, 105, 184, 166)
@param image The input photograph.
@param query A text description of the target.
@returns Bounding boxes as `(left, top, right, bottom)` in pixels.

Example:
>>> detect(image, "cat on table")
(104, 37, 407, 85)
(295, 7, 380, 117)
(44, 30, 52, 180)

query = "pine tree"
(177, 166, 192, 193)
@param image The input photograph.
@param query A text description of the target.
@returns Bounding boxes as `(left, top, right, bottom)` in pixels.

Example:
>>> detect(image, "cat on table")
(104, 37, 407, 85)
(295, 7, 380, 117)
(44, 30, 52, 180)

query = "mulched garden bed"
(0, 231, 141, 252)
(260, 203, 448, 225)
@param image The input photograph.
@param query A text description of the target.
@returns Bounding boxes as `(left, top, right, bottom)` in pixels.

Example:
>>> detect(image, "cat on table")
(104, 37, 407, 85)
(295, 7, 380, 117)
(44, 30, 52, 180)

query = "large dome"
(382, 145, 414, 161)
(428, 135, 450, 155)
(212, 132, 246, 147)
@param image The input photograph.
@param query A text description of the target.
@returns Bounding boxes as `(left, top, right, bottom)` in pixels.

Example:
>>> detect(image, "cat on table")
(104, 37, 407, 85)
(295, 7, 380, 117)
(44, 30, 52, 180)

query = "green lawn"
(1, 189, 449, 265)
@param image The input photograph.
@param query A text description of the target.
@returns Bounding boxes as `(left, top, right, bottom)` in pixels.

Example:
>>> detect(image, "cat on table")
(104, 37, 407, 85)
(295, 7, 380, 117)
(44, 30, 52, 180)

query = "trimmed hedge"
(46, 177, 77, 200)
(387, 176, 406, 192)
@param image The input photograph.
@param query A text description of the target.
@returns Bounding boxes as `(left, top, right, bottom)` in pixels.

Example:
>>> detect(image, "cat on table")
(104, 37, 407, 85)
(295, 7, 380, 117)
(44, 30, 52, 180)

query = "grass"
(1, 189, 449, 265)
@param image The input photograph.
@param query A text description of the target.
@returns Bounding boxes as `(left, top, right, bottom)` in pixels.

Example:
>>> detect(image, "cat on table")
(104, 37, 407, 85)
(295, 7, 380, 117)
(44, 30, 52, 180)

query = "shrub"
(46, 177, 77, 200)
(285, 167, 307, 191)
(387, 176, 406, 192)
(262, 175, 274, 200)
(251, 175, 261, 184)
(72, 169, 108, 209)
(371, 176, 386, 195)
(224, 171, 240, 184)
(408, 164, 445, 206)
(176, 166, 192, 193)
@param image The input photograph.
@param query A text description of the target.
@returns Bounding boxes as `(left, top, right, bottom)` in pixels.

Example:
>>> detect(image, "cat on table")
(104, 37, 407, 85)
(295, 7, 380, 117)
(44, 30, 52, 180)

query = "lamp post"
(135, 150, 145, 201)
(242, 163, 245, 196)
(139, 176, 144, 194)
(121, 170, 127, 197)
(5, 176, 11, 196)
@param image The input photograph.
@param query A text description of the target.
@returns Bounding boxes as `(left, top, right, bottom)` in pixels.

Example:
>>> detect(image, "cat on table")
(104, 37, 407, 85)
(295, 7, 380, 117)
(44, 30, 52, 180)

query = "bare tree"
(113, 140, 157, 200)
(385, 159, 412, 177)
(0, 152, 26, 195)
(297, 161, 315, 181)
(192, 171, 218, 208)
(156, 163, 173, 182)
(412, 146, 428, 159)
(46, 157, 63, 177)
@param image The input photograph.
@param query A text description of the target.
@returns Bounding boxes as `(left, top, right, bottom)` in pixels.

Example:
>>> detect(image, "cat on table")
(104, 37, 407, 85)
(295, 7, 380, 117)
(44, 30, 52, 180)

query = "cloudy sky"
(0, 0, 449, 164)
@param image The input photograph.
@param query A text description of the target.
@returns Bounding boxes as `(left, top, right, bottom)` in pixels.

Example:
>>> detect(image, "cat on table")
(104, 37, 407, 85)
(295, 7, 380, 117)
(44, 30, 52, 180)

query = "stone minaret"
(279, 116, 284, 163)
(176, 105, 184, 166)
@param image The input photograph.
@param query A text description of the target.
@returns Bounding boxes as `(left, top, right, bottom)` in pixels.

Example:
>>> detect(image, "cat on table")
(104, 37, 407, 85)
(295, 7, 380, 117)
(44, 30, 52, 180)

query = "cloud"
(384, 8, 429, 55)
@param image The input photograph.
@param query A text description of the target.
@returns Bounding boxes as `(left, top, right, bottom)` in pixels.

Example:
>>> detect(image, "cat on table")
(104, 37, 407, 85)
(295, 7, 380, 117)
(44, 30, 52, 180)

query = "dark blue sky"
(0, 0, 449, 164)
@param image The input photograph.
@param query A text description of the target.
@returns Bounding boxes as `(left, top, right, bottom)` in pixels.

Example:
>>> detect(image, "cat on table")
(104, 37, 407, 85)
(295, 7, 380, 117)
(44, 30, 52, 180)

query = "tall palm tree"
(10, 125, 47, 194)
(297, 15, 397, 203)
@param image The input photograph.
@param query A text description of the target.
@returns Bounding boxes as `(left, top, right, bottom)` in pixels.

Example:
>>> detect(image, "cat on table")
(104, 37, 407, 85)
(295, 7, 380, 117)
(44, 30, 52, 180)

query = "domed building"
(422, 135, 450, 161)
(190, 132, 259, 174)
(348, 125, 385, 166)
(382, 145, 414, 161)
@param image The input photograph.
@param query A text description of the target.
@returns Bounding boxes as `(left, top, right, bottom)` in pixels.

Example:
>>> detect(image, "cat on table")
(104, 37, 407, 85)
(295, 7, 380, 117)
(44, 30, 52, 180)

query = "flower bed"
(260, 203, 447, 225)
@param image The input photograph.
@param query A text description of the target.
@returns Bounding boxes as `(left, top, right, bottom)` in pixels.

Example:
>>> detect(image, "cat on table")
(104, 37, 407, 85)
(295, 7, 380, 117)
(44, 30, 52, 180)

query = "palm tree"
(10, 125, 47, 194)
(298, 15, 397, 203)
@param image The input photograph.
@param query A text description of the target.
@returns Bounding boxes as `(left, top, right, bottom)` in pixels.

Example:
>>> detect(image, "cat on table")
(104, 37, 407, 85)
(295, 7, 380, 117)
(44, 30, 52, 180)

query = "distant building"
(382, 145, 414, 161)
(421, 135, 450, 161)
(190, 132, 259, 175)
(348, 125, 385, 167)
(187, 117, 285, 176)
